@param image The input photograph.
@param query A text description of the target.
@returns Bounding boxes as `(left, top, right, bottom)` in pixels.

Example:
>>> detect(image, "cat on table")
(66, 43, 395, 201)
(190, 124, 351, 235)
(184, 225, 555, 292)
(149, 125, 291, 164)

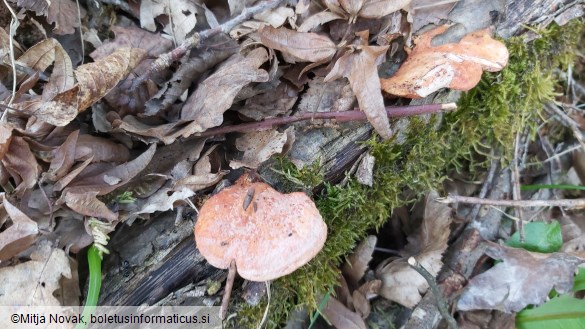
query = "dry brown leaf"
(19, 48, 146, 126)
(68, 144, 156, 196)
(75, 47, 146, 112)
(322, 296, 367, 329)
(352, 290, 371, 318)
(0, 242, 72, 305)
(46, 0, 85, 34)
(254, 6, 295, 28)
(75, 134, 130, 163)
(135, 186, 195, 215)
(229, 127, 294, 169)
(0, 123, 13, 162)
(60, 190, 117, 221)
(457, 242, 585, 313)
(410, 0, 459, 32)
(325, 31, 391, 139)
(90, 26, 174, 60)
(381, 26, 508, 98)
(298, 11, 344, 32)
(343, 235, 377, 288)
(359, 0, 411, 19)
(0, 195, 39, 261)
(1, 137, 39, 196)
(54, 156, 93, 191)
(258, 26, 336, 63)
(180, 48, 269, 134)
(46, 130, 78, 182)
(16, 38, 57, 73)
(42, 39, 74, 101)
(376, 190, 452, 308)
(240, 83, 298, 120)
(140, 0, 198, 43)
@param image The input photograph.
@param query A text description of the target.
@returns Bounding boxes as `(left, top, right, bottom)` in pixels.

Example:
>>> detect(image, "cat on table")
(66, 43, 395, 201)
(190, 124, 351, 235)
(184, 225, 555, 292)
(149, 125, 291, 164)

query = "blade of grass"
(521, 184, 585, 191)
(75, 245, 102, 329)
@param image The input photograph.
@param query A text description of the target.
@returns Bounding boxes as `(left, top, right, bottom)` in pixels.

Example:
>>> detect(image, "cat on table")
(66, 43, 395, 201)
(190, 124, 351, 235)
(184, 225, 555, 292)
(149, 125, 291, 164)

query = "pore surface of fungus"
(194, 180, 327, 281)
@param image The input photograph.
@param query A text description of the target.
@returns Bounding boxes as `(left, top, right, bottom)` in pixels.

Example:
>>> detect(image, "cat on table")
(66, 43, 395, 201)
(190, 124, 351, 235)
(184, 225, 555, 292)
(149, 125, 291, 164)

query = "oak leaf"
(258, 26, 336, 63)
(325, 31, 391, 139)
(381, 26, 509, 98)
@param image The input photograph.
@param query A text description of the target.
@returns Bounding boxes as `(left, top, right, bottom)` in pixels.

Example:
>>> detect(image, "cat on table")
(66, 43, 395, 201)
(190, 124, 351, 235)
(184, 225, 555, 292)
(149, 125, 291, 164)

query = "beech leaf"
(59, 190, 117, 222)
(259, 26, 337, 63)
(180, 48, 269, 134)
(325, 31, 391, 139)
(457, 242, 585, 313)
(0, 195, 39, 261)
(381, 26, 509, 98)
(359, 0, 411, 19)
(229, 127, 294, 169)
(0, 242, 72, 305)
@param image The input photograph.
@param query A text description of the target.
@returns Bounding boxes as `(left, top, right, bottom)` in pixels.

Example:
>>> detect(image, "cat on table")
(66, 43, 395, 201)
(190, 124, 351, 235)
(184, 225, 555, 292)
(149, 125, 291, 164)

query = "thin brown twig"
(220, 260, 237, 320)
(512, 131, 525, 241)
(438, 195, 585, 209)
(198, 103, 457, 137)
(132, 0, 286, 89)
(407, 257, 458, 329)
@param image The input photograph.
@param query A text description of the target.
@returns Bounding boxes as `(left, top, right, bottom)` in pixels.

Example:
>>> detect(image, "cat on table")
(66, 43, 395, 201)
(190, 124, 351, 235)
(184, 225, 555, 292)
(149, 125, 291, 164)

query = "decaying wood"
(99, 212, 221, 305)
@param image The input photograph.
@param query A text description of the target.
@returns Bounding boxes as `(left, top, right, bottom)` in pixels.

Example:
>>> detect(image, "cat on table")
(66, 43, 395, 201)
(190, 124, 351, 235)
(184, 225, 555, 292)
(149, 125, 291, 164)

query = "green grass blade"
(516, 295, 585, 329)
(75, 245, 102, 329)
(521, 184, 585, 191)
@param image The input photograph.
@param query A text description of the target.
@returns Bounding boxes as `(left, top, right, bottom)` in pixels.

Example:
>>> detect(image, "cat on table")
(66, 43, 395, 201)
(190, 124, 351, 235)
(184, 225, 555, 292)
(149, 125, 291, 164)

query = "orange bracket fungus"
(194, 175, 327, 317)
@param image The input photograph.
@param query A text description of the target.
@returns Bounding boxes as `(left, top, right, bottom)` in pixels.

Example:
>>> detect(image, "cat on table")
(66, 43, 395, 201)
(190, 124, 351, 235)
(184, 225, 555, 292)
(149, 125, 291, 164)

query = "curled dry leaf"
(322, 296, 367, 329)
(229, 127, 294, 169)
(179, 48, 269, 135)
(22, 48, 146, 126)
(1, 137, 39, 196)
(258, 26, 337, 63)
(46, 130, 78, 182)
(0, 195, 39, 261)
(325, 31, 391, 139)
(140, 0, 198, 43)
(0, 242, 72, 305)
(0, 123, 13, 162)
(343, 235, 377, 288)
(376, 190, 452, 308)
(298, 11, 344, 32)
(90, 26, 174, 60)
(60, 190, 117, 222)
(381, 26, 509, 98)
(194, 177, 327, 281)
(457, 241, 585, 313)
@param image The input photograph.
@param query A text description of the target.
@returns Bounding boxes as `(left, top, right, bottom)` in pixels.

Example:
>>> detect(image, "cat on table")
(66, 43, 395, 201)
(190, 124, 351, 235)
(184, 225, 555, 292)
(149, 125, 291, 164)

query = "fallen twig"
(132, 0, 286, 89)
(438, 194, 585, 209)
(407, 257, 458, 329)
(198, 103, 457, 137)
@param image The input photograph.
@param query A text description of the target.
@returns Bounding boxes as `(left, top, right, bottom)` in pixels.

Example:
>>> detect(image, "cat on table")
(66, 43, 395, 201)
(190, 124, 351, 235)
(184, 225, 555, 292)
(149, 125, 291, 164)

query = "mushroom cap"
(194, 181, 327, 281)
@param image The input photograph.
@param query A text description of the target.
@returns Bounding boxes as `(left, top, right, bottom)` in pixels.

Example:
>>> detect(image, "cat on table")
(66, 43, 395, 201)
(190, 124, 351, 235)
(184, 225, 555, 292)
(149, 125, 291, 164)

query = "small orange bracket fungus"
(381, 26, 509, 98)
(194, 176, 327, 317)
(194, 178, 327, 280)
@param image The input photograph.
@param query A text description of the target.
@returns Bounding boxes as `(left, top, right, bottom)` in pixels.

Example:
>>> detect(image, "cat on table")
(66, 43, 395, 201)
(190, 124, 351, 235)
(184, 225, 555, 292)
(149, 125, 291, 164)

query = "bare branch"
(438, 195, 585, 209)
